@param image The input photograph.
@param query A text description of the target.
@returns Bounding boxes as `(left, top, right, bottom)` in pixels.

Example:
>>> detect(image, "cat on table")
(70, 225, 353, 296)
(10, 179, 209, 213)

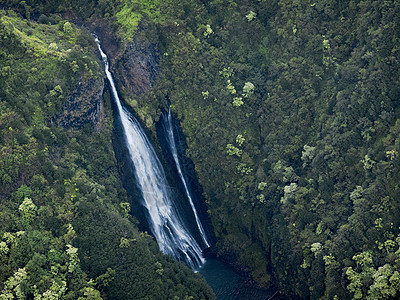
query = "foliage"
(115, 2, 142, 42)
(2, 0, 400, 298)
(0, 10, 215, 300)
(121, 0, 400, 298)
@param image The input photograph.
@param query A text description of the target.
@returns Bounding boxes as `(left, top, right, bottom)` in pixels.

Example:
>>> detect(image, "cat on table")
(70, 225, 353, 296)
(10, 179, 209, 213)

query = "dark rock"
(115, 33, 159, 95)
(53, 76, 105, 130)
(89, 19, 120, 62)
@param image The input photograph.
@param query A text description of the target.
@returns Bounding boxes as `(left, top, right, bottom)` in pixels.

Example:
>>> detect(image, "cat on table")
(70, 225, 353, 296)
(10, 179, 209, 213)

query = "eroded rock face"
(53, 18, 160, 132)
(54, 76, 105, 130)
(89, 19, 120, 62)
(115, 34, 159, 95)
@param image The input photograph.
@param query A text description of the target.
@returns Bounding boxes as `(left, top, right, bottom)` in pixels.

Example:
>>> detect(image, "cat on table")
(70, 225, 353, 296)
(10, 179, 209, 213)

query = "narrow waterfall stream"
(161, 109, 210, 249)
(95, 37, 204, 269)
(95, 36, 277, 299)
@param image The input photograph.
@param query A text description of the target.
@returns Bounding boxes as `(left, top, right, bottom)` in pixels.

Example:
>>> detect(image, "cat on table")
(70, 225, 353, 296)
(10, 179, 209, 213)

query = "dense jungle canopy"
(0, 0, 400, 299)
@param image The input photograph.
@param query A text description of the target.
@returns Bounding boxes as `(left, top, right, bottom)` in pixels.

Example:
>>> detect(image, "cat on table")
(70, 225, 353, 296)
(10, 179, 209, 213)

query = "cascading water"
(95, 36, 279, 299)
(162, 109, 210, 249)
(95, 37, 205, 269)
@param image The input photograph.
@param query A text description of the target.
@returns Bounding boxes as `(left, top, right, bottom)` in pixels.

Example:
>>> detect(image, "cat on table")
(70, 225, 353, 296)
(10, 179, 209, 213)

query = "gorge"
(1, 1, 400, 299)
(96, 36, 205, 269)
(96, 35, 276, 299)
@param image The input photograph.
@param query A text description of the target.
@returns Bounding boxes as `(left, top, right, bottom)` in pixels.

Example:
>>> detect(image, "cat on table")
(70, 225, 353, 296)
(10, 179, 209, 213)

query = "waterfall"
(162, 109, 210, 248)
(95, 37, 205, 269)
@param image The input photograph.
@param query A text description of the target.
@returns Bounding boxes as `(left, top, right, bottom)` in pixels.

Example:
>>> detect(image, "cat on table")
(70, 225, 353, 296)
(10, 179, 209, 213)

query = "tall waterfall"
(162, 109, 210, 248)
(95, 37, 205, 269)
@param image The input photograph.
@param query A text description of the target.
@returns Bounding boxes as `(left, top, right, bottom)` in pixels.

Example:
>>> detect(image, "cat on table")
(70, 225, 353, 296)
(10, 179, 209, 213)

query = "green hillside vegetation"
(121, 0, 400, 298)
(0, 10, 213, 299)
(1, 0, 400, 299)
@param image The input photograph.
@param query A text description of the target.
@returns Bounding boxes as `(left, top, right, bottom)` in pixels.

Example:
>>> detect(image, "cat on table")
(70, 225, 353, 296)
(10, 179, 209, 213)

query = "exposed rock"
(115, 32, 159, 95)
(53, 76, 105, 130)
(88, 19, 120, 63)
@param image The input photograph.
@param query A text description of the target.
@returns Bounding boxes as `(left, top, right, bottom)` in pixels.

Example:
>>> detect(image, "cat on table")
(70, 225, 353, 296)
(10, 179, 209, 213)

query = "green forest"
(1, 0, 400, 299)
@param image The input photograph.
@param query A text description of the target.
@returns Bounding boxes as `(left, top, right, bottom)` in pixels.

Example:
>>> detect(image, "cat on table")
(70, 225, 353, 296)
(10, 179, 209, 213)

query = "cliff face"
(115, 32, 159, 95)
(52, 19, 158, 131)
(89, 19, 120, 62)
(54, 75, 105, 130)
(0, 10, 215, 300)
(89, 18, 159, 97)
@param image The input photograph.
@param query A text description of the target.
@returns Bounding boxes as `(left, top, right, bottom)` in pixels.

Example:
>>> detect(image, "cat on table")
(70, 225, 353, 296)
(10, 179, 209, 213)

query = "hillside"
(1, 0, 400, 299)
(117, 0, 400, 298)
(0, 10, 213, 299)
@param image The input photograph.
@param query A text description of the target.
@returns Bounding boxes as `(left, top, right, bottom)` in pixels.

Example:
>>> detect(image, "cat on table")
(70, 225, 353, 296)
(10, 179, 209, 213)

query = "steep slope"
(2, 0, 400, 299)
(121, 0, 400, 298)
(0, 11, 214, 299)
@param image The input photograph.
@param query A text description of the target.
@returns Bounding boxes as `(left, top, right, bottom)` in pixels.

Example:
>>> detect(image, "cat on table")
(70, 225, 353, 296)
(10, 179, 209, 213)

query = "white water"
(162, 109, 210, 248)
(95, 37, 205, 269)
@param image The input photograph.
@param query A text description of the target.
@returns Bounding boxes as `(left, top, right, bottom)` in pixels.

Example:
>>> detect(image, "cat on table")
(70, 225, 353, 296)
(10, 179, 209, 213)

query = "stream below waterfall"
(95, 36, 279, 299)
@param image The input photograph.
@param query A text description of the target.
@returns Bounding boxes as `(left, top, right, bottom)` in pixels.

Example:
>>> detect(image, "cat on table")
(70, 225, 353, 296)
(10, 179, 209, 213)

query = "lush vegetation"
(0, 10, 214, 299)
(1, 0, 400, 299)
(123, 0, 400, 299)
